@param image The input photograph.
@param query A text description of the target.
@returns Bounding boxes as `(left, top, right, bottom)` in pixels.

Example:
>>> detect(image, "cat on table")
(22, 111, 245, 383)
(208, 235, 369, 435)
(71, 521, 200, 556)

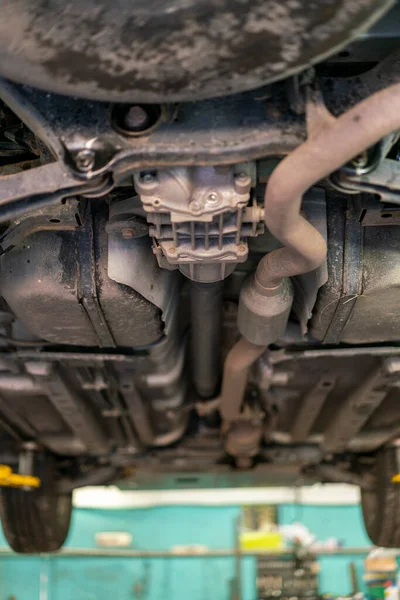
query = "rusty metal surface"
(3, 52, 400, 214)
(323, 203, 363, 344)
(219, 79, 400, 460)
(219, 338, 266, 425)
(0, 79, 306, 178)
(0, 0, 393, 103)
(0, 160, 108, 223)
(266, 352, 396, 445)
(341, 224, 400, 344)
(322, 48, 400, 112)
(323, 366, 388, 453)
(291, 376, 336, 443)
(30, 365, 111, 456)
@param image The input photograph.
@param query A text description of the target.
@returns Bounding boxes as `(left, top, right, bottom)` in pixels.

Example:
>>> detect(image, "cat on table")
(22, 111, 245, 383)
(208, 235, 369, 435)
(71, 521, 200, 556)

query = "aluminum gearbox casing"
(134, 165, 264, 283)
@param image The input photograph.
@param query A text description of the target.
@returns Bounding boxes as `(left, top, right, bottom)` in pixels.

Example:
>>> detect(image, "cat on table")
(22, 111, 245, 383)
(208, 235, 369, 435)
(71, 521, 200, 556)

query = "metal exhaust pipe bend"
(220, 82, 400, 435)
(259, 82, 400, 288)
(219, 338, 266, 425)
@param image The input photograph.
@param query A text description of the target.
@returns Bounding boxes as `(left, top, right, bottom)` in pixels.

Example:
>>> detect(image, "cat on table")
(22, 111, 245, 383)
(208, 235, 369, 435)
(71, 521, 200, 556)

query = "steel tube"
(0, 546, 388, 558)
(58, 467, 120, 494)
(259, 81, 400, 287)
(190, 281, 224, 398)
(219, 338, 265, 425)
(0, 374, 42, 393)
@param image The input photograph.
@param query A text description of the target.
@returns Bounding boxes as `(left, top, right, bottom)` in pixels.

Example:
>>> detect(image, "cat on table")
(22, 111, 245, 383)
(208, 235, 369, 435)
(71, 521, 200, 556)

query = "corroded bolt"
(142, 173, 154, 183)
(189, 200, 202, 213)
(352, 152, 368, 169)
(75, 148, 95, 172)
(138, 172, 159, 194)
(121, 228, 134, 239)
(234, 172, 251, 194)
(207, 192, 218, 203)
(124, 105, 149, 130)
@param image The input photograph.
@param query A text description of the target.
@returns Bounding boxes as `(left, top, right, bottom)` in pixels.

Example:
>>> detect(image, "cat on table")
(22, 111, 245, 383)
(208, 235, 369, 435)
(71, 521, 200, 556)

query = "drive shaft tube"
(221, 81, 400, 453)
(190, 281, 224, 398)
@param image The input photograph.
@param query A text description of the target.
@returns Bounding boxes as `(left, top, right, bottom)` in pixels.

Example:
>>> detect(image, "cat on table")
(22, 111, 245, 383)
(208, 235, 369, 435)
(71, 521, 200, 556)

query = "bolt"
(75, 148, 95, 172)
(205, 191, 221, 206)
(121, 228, 134, 239)
(169, 246, 177, 254)
(238, 243, 247, 254)
(189, 200, 202, 213)
(141, 172, 155, 184)
(124, 105, 149, 131)
(352, 152, 368, 169)
(234, 172, 251, 194)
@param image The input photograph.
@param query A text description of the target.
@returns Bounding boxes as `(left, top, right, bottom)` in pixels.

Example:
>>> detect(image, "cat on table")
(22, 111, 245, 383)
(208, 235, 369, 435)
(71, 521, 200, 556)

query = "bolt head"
(142, 173, 155, 183)
(352, 152, 368, 169)
(189, 200, 202, 213)
(75, 148, 95, 172)
(205, 191, 221, 206)
(124, 105, 149, 131)
(121, 228, 134, 239)
(234, 172, 251, 194)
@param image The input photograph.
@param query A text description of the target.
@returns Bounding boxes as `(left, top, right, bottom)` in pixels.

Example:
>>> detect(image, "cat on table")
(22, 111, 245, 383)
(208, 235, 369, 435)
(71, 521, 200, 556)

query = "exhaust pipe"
(221, 81, 400, 455)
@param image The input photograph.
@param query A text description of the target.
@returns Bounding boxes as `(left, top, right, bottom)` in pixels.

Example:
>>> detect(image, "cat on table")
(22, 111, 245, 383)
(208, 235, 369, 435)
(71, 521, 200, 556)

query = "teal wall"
(0, 503, 371, 600)
(280, 504, 371, 596)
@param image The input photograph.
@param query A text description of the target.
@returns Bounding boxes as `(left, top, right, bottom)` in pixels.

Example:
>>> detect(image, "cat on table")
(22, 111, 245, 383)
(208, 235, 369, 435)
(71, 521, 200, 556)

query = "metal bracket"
(106, 198, 180, 330)
(323, 204, 363, 345)
(291, 376, 336, 443)
(0, 161, 112, 224)
(0, 79, 305, 180)
(323, 366, 388, 453)
(331, 158, 400, 204)
(0, 197, 84, 255)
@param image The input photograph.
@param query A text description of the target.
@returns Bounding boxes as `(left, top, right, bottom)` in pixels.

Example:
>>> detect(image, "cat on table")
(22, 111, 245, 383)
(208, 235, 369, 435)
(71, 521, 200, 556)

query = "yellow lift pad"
(0, 465, 40, 488)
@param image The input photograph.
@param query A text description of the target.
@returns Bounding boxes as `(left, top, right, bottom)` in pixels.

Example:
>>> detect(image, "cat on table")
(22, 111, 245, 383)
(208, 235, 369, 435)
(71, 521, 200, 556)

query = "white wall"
(73, 484, 360, 509)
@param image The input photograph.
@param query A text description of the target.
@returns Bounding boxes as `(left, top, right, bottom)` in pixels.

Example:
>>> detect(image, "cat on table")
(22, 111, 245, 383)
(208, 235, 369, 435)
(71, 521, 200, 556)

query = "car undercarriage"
(0, 0, 400, 552)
